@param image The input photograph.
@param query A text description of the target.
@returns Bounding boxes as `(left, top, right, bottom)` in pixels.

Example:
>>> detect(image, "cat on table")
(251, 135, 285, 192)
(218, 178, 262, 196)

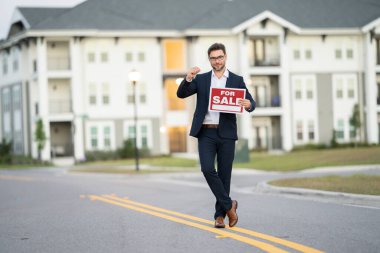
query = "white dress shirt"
(203, 69, 229, 124)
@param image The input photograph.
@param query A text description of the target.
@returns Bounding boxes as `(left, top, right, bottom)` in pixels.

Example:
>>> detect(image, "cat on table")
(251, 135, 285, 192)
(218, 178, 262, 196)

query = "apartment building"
(1, 0, 379, 162)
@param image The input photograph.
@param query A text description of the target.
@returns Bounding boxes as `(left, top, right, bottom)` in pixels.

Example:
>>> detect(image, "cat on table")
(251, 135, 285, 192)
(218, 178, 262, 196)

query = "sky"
(0, 0, 86, 39)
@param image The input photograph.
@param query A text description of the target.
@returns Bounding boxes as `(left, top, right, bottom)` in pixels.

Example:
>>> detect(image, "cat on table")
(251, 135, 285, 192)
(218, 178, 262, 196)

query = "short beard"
(212, 64, 225, 72)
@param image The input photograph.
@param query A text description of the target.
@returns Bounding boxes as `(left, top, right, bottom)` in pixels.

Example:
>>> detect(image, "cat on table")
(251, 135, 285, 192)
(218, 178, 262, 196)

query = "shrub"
(84, 150, 120, 162)
(292, 143, 328, 151)
(118, 139, 151, 159)
(0, 139, 12, 164)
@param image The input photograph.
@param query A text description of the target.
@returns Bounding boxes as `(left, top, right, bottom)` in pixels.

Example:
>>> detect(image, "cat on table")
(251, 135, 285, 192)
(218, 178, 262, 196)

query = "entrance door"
(168, 127, 187, 152)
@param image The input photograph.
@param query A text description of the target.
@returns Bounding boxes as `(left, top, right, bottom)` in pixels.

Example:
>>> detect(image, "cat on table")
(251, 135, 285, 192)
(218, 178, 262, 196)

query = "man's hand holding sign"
(209, 87, 247, 114)
(186, 67, 251, 113)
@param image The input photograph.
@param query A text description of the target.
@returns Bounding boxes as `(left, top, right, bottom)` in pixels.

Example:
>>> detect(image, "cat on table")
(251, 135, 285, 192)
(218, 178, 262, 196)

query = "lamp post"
(128, 69, 141, 171)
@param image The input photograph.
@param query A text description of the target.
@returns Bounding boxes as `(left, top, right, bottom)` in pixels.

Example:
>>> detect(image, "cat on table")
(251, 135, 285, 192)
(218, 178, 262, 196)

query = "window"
(296, 121, 303, 141)
(2, 56, 8, 75)
(88, 53, 95, 63)
(35, 102, 39, 116)
(33, 59, 37, 72)
(12, 51, 18, 72)
(346, 49, 353, 59)
(294, 80, 302, 99)
(126, 52, 133, 62)
(13, 86, 21, 110)
(139, 83, 146, 103)
(104, 127, 111, 149)
(138, 52, 145, 62)
(102, 83, 110, 105)
(335, 49, 342, 59)
(141, 125, 148, 148)
(336, 120, 344, 139)
(347, 79, 355, 98)
(89, 83, 97, 105)
(308, 121, 315, 140)
(126, 83, 134, 104)
(163, 39, 185, 71)
(2, 90, 10, 112)
(90, 127, 98, 149)
(293, 50, 300, 60)
(306, 79, 313, 99)
(128, 126, 136, 143)
(101, 52, 108, 62)
(336, 79, 343, 98)
(125, 123, 150, 149)
(305, 49, 312, 60)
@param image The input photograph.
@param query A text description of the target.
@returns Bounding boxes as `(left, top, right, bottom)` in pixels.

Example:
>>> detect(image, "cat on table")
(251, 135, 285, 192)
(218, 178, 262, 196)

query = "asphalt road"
(0, 167, 379, 253)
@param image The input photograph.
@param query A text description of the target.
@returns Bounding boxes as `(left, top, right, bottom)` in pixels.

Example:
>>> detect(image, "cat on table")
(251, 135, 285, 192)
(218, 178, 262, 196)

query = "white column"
(158, 39, 169, 155)
(364, 33, 379, 144)
(280, 33, 293, 151)
(70, 37, 85, 161)
(238, 33, 254, 147)
(36, 37, 51, 160)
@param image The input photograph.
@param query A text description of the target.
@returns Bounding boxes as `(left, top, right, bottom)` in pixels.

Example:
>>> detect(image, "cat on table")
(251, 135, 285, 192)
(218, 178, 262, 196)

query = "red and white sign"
(208, 87, 246, 114)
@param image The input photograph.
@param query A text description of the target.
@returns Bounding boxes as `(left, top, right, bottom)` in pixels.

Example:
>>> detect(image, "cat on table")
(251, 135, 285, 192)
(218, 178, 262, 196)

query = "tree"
(349, 103, 361, 146)
(330, 129, 338, 148)
(35, 119, 46, 161)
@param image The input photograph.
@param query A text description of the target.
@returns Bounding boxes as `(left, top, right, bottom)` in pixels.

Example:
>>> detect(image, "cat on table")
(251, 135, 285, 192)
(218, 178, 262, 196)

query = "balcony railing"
(49, 99, 72, 114)
(253, 57, 280, 67)
(47, 57, 70, 71)
(51, 143, 73, 157)
(254, 95, 281, 107)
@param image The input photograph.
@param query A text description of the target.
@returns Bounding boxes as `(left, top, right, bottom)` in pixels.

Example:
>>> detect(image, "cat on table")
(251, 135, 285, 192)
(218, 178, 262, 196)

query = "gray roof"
(18, 8, 69, 28)
(16, 0, 380, 32)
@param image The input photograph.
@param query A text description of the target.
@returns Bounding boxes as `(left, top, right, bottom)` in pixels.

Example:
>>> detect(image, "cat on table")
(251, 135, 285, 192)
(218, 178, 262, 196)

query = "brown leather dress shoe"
(214, 216, 225, 228)
(226, 200, 238, 227)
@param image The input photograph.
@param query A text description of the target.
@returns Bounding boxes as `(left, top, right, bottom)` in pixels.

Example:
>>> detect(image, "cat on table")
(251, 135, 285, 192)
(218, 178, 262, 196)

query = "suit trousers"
(198, 128, 235, 219)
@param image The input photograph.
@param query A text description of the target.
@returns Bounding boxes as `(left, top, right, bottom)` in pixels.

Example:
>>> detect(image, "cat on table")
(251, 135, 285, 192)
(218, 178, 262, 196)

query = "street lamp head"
(129, 69, 141, 84)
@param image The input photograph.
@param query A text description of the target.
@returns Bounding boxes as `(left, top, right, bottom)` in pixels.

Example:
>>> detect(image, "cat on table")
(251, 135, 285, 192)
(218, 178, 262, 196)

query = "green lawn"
(235, 146, 380, 171)
(78, 156, 198, 167)
(269, 174, 380, 196)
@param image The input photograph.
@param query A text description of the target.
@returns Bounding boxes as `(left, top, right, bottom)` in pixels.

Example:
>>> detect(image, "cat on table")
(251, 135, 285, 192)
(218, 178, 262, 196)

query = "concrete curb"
(257, 181, 380, 201)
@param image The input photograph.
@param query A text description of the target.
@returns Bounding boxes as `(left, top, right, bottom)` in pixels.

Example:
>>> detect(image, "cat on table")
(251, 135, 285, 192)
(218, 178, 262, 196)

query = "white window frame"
(86, 121, 115, 151)
(123, 120, 153, 149)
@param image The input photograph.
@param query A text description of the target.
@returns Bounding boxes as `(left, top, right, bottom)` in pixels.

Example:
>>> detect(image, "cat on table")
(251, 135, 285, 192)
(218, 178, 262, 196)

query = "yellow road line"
(0, 175, 35, 181)
(103, 194, 324, 253)
(89, 194, 289, 253)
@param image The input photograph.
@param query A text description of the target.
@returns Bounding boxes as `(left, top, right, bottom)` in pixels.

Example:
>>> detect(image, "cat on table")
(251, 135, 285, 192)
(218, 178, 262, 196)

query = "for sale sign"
(208, 87, 246, 114)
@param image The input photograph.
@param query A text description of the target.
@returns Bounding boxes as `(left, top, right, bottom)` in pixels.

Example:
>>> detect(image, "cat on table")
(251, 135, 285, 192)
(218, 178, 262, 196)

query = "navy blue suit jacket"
(177, 70, 256, 140)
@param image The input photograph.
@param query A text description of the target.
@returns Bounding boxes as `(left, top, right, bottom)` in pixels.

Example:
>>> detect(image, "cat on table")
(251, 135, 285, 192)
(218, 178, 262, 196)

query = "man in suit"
(177, 43, 256, 228)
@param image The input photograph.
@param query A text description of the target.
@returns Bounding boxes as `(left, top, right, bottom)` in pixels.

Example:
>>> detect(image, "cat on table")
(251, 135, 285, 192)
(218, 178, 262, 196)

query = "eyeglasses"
(209, 55, 225, 62)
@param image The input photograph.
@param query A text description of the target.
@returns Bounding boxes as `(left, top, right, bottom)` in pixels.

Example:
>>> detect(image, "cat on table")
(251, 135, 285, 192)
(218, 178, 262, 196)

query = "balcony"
(248, 37, 280, 67)
(47, 41, 70, 71)
(47, 57, 70, 71)
(49, 99, 72, 114)
(251, 116, 282, 150)
(250, 76, 281, 108)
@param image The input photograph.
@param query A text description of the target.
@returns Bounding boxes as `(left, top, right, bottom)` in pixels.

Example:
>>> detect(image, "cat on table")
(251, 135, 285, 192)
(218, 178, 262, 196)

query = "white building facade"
(1, 2, 379, 162)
